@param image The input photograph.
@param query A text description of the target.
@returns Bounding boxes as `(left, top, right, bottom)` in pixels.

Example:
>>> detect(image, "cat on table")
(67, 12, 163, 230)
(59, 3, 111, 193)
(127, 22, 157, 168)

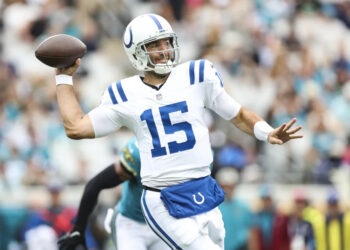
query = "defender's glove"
(58, 229, 86, 250)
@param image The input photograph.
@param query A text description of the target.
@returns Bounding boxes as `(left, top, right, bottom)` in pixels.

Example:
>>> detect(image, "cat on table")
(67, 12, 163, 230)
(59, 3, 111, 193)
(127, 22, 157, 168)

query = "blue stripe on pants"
(141, 190, 182, 250)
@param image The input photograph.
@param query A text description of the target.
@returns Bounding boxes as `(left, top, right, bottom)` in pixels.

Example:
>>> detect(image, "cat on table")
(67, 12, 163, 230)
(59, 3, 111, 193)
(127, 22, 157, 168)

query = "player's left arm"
(203, 59, 302, 145)
(231, 108, 303, 144)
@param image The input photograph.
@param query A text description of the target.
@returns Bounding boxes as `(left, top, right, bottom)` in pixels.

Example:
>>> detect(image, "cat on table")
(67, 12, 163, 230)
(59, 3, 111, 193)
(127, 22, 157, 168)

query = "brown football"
(35, 34, 87, 68)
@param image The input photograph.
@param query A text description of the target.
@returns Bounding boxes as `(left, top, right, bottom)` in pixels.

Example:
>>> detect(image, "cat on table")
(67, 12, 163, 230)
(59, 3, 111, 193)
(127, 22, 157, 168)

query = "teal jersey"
(219, 199, 252, 250)
(117, 138, 145, 223)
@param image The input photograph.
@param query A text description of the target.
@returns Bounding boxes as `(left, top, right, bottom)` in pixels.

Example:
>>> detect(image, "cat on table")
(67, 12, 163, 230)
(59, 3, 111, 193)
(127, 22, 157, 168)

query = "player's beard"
(147, 50, 173, 76)
(147, 54, 171, 79)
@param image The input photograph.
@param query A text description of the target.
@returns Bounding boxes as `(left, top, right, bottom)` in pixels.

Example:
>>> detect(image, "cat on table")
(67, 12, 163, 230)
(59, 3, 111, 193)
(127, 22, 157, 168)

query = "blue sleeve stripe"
(189, 61, 195, 85)
(116, 81, 128, 102)
(108, 85, 118, 104)
(199, 59, 205, 82)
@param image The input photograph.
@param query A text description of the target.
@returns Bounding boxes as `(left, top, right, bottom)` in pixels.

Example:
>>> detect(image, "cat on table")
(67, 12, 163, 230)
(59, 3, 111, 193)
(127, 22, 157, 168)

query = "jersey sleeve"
(204, 60, 241, 120)
(120, 138, 141, 178)
(88, 85, 124, 138)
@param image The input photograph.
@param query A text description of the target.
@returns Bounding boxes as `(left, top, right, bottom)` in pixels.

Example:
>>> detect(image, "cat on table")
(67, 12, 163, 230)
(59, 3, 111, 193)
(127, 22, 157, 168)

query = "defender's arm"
(58, 162, 133, 250)
(74, 162, 132, 232)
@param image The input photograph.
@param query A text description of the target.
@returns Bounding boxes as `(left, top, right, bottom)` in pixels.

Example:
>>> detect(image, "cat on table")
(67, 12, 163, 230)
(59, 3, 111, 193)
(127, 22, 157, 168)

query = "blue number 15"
(140, 101, 196, 157)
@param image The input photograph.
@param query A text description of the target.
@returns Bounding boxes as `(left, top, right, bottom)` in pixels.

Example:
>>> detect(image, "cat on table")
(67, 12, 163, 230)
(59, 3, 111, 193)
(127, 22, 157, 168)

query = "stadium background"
(0, 0, 350, 249)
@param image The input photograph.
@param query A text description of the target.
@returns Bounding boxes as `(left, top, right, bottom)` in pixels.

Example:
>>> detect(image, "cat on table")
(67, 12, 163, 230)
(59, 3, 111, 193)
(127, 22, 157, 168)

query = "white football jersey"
(88, 60, 241, 187)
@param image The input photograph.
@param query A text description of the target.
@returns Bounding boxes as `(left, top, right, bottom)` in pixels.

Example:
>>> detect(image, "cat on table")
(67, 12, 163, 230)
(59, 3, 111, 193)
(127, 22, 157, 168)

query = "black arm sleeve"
(74, 164, 122, 232)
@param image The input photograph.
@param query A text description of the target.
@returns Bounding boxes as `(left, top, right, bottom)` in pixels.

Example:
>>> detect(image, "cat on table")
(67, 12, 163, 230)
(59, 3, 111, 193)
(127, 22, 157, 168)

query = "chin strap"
(153, 60, 174, 74)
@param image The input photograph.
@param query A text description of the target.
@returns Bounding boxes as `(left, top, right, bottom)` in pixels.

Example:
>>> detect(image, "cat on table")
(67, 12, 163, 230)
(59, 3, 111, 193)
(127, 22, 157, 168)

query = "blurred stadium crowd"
(1, 0, 350, 249)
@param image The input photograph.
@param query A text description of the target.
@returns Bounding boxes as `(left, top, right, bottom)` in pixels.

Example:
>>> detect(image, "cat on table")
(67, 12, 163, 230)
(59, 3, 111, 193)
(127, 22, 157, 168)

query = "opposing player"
(53, 14, 302, 249)
(58, 138, 167, 250)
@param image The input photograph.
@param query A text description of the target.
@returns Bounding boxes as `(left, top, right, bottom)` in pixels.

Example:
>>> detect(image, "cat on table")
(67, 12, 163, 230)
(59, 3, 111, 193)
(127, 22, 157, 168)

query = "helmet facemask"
(136, 33, 180, 75)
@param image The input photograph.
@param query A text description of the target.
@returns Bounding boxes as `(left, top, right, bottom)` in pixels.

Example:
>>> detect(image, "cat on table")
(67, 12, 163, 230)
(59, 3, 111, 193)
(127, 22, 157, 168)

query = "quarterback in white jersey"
(54, 14, 302, 250)
(89, 59, 238, 188)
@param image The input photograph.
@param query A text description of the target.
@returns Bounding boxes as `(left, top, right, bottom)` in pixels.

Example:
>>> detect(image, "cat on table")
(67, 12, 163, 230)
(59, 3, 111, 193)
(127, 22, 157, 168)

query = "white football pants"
(112, 212, 167, 250)
(141, 189, 225, 250)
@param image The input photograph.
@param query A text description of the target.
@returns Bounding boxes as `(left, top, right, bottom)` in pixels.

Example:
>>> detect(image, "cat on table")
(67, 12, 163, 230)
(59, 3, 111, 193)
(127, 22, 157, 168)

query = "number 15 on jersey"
(140, 101, 196, 158)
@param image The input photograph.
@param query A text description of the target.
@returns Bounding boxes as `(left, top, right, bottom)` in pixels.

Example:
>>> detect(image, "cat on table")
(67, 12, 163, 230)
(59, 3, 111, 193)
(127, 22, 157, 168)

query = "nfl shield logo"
(156, 93, 162, 100)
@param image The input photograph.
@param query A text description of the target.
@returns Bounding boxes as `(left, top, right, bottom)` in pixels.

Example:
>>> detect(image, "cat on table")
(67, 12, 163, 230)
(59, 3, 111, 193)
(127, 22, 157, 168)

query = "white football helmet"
(123, 14, 180, 75)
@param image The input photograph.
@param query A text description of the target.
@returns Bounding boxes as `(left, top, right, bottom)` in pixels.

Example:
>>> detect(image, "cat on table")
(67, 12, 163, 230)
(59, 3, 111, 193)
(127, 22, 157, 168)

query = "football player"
(58, 138, 167, 250)
(54, 14, 302, 249)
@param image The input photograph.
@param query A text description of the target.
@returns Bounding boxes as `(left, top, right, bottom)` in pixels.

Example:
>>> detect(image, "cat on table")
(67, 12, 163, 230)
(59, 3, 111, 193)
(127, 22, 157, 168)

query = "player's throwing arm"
(35, 34, 95, 139)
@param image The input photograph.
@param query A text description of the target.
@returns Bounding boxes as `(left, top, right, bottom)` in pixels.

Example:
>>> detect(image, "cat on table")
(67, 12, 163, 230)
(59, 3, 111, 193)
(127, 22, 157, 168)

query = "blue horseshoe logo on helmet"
(124, 27, 133, 48)
(193, 192, 205, 205)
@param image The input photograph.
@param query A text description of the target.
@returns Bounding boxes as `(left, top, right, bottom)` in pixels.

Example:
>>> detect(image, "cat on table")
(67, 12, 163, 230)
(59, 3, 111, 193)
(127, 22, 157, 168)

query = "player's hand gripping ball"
(35, 34, 87, 68)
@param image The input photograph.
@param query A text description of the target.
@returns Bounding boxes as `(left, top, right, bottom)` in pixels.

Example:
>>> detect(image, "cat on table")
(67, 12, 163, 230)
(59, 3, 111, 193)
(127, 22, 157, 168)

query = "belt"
(143, 185, 161, 192)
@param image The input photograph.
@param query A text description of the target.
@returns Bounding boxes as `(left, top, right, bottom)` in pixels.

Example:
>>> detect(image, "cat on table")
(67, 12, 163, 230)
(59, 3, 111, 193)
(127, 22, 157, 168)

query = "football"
(35, 34, 87, 68)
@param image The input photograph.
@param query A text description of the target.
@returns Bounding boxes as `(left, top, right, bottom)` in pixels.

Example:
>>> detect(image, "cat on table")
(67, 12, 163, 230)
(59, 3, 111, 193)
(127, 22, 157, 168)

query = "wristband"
(254, 121, 274, 142)
(55, 74, 73, 86)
